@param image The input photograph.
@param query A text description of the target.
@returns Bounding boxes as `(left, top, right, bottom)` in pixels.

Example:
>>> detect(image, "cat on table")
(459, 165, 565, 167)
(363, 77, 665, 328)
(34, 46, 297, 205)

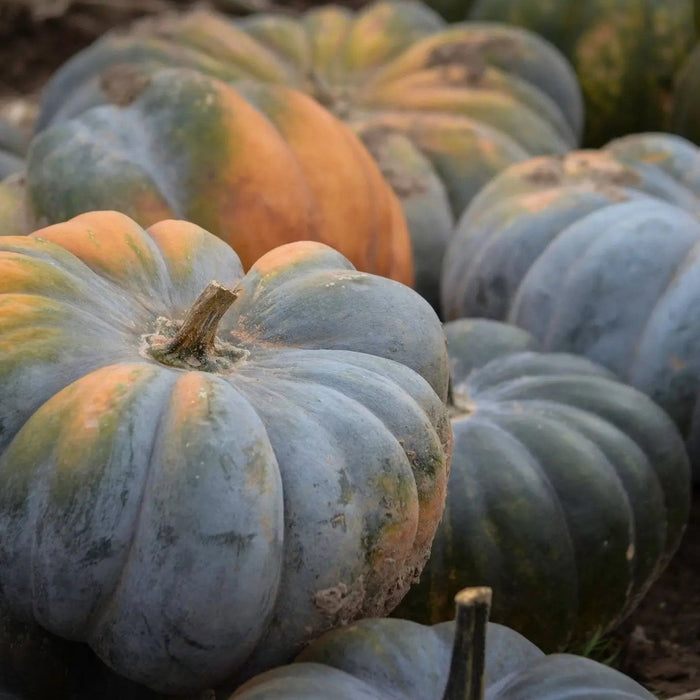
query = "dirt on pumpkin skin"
(1, 3, 700, 698)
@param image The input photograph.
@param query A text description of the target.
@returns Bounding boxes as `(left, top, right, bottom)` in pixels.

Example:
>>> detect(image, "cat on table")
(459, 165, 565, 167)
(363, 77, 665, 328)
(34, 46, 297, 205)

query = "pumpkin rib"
(233, 370, 432, 536)
(2, 364, 174, 631)
(494, 370, 690, 574)
(467, 406, 592, 552)
(26, 121, 178, 235)
(84, 370, 286, 691)
(360, 21, 582, 137)
(0, 287, 124, 342)
(28, 211, 179, 313)
(627, 238, 700, 383)
(0, 240, 136, 319)
(507, 203, 638, 345)
(360, 87, 572, 155)
(449, 410, 581, 641)
(234, 347, 451, 452)
(216, 377, 423, 685)
(446, 193, 620, 322)
(79, 366, 177, 637)
(225, 274, 448, 399)
(236, 15, 312, 74)
(477, 406, 636, 640)
(235, 352, 449, 517)
(302, 6, 353, 80)
(531, 201, 700, 364)
(359, 65, 577, 148)
(158, 11, 294, 84)
(509, 398, 666, 597)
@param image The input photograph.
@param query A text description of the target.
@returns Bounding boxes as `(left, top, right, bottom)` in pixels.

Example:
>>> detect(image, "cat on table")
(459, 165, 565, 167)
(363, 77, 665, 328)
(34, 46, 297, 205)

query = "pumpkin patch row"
(4, 0, 584, 311)
(442, 132, 700, 480)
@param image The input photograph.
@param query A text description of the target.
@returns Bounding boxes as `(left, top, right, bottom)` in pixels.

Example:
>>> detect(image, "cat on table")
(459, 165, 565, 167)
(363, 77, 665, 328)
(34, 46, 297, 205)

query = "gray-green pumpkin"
(395, 318, 691, 652)
(0, 211, 451, 695)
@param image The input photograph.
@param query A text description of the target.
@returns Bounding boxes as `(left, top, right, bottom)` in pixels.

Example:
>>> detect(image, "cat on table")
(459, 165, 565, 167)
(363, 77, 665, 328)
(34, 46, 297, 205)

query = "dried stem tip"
(443, 586, 493, 700)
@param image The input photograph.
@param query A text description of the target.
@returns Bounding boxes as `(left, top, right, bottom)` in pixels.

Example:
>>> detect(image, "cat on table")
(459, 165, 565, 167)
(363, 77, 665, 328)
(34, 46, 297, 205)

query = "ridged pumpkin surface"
(395, 319, 691, 651)
(34, 0, 583, 309)
(441, 132, 700, 478)
(22, 66, 412, 285)
(231, 607, 655, 699)
(425, 0, 697, 146)
(0, 211, 451, 695)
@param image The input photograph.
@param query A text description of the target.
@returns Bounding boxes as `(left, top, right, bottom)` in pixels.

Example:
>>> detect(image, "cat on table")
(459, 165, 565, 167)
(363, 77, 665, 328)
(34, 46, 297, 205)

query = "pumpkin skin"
(230, 592, 655, 699)
(424, 0, 697, 147)
(395, 318, 691, 652)
(21, 65, 413, 286)
(0, 119, 25, 179)
(34, 0, 583, 310)
(441, 132, 700, 478)
(0, 211, 451, 695)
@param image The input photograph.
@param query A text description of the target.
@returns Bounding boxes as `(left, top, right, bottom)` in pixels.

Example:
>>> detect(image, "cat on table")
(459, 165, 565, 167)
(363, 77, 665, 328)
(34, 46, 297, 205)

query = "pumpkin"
(231, 587, 656, 699)
(33, 0, 583, 310)
(17, 65, 413, 286)
(0, 175, 27, 237)
(0, 119, 25, 179)
(424, 0, 697, 147)
(395, 318, 691, 652)
(0, 211, 451, 695)
(441, 132, 700, 478)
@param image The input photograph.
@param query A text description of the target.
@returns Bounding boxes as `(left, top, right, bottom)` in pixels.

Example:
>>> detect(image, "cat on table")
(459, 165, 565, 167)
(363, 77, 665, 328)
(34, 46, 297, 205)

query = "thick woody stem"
(443, 587, 492, 700)
(152, 281, 239, 368)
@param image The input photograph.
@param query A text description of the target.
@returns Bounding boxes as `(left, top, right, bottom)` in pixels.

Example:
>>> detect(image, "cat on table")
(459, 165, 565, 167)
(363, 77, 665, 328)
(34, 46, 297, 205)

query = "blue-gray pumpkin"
(441, 132, 700, 477)
(0, 211, 451, 695)
(395, 318, 691, 652)
(231, 587, 655, 699)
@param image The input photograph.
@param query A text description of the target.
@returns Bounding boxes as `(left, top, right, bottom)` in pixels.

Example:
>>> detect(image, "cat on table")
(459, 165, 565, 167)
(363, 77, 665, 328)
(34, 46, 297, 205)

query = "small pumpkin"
(231, 587, 656, 699)
(441, 132, 700, 478)
(424, 0, 698, 147)
(0, 211, 451, 695)
(33, 0, 583, 310)
(18, 65, 413, 286)
(395, 318, 691, 651)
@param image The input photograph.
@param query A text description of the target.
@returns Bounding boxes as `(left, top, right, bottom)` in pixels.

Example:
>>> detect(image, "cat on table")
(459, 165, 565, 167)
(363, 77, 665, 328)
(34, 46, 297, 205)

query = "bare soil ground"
(0, 2, 698, 697)
(610, 490, 700, 698)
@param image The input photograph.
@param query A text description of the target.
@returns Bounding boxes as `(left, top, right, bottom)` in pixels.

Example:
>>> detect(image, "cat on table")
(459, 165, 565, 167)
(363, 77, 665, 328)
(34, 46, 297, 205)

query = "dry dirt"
(0, 2, 698, 698)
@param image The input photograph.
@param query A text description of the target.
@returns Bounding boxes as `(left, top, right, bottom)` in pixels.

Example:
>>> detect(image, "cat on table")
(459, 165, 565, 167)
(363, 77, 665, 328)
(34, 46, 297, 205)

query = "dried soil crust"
(0, 3, 699, 698)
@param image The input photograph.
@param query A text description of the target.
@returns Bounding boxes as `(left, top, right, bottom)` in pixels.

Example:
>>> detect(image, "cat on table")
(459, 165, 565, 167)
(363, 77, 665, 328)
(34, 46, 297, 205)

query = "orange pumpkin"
(20, 66, 413, 285)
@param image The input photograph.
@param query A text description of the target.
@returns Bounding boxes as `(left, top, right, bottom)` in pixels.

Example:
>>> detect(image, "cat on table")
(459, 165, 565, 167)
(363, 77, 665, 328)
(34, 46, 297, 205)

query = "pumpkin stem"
(442, 586, 492, 700)
(150, 281, 239, 368)
(306, 70, 351, 119)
